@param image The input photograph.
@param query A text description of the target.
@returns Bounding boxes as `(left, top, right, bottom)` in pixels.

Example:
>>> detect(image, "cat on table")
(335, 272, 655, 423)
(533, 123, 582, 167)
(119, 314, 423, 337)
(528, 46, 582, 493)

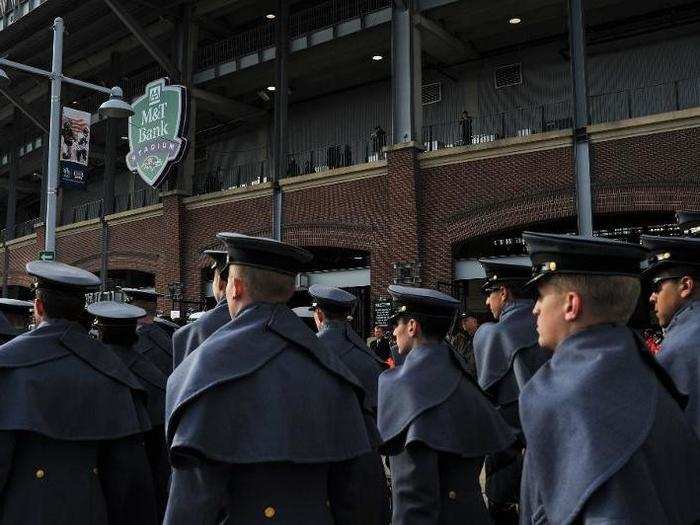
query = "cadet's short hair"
(36, 288, 85, 322)
(549, 274, 640, 324)
(97, 325, 138, 347)
(130, 298, 157, 317)
(318, 304, 350, 321)
(398, 315, 452, 341)
(229, 264, 295, 303)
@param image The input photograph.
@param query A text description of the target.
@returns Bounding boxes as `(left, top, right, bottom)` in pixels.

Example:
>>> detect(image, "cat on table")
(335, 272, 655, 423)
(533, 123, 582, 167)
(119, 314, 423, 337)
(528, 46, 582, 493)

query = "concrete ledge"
(384, 141, 425, 153)
(3, 233, 37, 250)
(280, 160, 387, 193)
(57, 218, 101, 237)
(419, 130, 573, 169)
(184, 182, 274, 210)
(107, 203, 164, 226)
(588, 107, 700, 143)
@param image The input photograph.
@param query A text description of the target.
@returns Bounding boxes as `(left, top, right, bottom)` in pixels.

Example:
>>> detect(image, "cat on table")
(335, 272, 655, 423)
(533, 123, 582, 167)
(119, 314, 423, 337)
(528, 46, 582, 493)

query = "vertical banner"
(60, 107, 91, 188)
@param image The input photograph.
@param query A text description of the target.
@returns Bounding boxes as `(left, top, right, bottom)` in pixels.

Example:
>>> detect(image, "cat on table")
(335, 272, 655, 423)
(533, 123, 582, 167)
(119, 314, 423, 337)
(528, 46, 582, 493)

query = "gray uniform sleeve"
(0, 431, 15, 494)
(164, 464, 231, 525)
(390, 442, 440, 524)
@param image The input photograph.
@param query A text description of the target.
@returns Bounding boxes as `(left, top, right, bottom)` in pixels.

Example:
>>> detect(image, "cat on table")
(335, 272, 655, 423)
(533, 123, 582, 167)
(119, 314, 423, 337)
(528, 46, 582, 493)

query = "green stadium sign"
(126, 78, 189, 188)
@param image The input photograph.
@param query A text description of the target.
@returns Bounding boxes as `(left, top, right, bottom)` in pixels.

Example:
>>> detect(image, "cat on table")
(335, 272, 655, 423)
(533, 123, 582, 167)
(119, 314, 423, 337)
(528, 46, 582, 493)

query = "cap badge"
(656, 252, 671, 261)
(399, 305, 407, 312)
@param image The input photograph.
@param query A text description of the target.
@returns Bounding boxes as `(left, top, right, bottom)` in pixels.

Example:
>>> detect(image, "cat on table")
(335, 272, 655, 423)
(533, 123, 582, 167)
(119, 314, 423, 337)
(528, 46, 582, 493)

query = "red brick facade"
(2, 119, 699, 309)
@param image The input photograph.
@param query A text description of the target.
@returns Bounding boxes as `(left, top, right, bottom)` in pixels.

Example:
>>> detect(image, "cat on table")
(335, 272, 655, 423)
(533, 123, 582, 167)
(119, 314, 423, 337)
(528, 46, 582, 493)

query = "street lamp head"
(0, 67, 10, 86)
(98, 86, 134, 119)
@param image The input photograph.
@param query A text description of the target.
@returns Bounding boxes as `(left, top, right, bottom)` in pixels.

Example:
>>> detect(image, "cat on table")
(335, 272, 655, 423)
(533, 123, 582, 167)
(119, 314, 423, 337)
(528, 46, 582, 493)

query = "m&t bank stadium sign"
(126, 78, 189, 187)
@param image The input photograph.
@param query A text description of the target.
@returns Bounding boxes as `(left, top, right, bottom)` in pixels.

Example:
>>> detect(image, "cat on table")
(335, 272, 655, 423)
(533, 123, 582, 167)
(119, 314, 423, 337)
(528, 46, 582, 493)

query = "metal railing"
(423, 76, 700, 152)
(62, 199, 103, 225)
(589, 76, 700, 124)
(422, 100, 573, 151)
(286, 138, 386, 177)
(16, 218, 39, 237)
(195, 0, 391, 70)
(193, 160, 269, 196)
(112, 187, 161, 213)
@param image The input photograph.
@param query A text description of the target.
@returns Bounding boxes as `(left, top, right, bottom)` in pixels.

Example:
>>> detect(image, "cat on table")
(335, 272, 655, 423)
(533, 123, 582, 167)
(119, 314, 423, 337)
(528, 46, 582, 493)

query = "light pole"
(0, 17, 133, 259)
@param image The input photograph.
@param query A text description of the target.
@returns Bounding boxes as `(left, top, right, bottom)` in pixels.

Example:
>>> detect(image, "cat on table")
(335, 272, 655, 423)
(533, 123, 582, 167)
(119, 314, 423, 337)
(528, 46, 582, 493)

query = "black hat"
(387, 284, 459, 326)
(27, 261, 101, 292)
(121, 287, 162, 301)
(216, 232, 313, 275)
(676, 211, 700, 236)
(204, 249, 228, 273)
(0, 298, 34, 313)
(309, 284, 356, 311)
(522, 232, 648, 287)
(640, 235, 700, 279)
(479, 257, 532, 293)
(292, 306, 315, 319)
(87, 301, 146, 327)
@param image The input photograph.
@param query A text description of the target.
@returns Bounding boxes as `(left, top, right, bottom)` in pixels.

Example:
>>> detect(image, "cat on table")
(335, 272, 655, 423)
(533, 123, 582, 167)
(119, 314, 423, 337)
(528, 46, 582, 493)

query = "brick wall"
(1, 124, 698, 308)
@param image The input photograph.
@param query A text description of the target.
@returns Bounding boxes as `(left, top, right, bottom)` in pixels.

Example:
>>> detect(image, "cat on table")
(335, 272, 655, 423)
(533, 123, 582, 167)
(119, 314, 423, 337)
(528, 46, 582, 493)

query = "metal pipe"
(44, 17, 64, 256)
(60, 75, 112, 94)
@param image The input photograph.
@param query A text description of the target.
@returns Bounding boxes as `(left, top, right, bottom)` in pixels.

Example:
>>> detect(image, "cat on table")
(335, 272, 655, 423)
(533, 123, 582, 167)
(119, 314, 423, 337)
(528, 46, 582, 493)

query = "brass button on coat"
(448, 490, 457, 500)
(264, 506, 276, 518)
(35, 469, 45, 479)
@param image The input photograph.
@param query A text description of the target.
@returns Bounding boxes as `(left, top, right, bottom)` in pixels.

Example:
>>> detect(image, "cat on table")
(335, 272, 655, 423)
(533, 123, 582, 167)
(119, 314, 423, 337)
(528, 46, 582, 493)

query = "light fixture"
(509, 17, 522, 24)
(98, 86, 134, 119)
(0, 67, 10, 85)
(266, 85, 276, 92)
(266, 13, 276, 19)
(372, 55, 384, 61)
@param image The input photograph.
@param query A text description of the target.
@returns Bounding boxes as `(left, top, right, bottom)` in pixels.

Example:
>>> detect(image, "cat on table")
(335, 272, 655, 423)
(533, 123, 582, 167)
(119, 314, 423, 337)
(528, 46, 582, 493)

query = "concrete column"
(568, 0, 593, 236)
(4, 113, 19, 242)
(173, 4, 198, 195)
(271, 0, 289, 241)
(391, 1, 422, 144)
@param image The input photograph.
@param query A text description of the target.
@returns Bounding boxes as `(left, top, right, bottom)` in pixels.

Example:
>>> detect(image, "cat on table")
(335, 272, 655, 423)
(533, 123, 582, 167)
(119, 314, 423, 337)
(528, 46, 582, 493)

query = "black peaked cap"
(387, 284, 459, 325)
(640, 235, 700, 278)
(27, 261, 101, 292)
(216, 232, 313, 275)
(87, 301, 146, 326)
(309, 284, 357, 310)
(522, 232, 648, 287)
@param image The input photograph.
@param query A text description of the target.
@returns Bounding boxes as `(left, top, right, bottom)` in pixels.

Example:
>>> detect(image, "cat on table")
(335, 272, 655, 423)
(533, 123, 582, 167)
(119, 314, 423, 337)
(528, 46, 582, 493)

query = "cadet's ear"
(563, 291, 583, 322)
(679, 275, 696, 299)
(227, 276, 246, 300)
(34, 297, 45, 320)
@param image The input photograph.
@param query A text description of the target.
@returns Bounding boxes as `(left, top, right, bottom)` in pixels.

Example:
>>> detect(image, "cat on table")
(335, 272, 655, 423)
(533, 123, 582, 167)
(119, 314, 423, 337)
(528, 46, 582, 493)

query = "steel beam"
(271, 0, 288, 241)
(415, 14, 468, 59)
(568, 0, 593, 236)
(0, 87, 48, 133)
(4, 112, 18, 242)
(392, 1, 423, 143)
(192, 88, 264, 120)
(102, 0, 180, 80)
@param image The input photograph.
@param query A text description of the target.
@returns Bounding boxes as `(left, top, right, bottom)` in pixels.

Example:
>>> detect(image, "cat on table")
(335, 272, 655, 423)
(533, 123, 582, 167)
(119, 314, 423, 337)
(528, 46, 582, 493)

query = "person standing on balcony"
(473, 258, 551, 525)
(164, 233, 379, 524)
(172, 250, 231, 371)
(519, 232, 700, 524)
(378, 285, 516, 525)
(459, 110, 473, 146)
(123, 287, 173, 376)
